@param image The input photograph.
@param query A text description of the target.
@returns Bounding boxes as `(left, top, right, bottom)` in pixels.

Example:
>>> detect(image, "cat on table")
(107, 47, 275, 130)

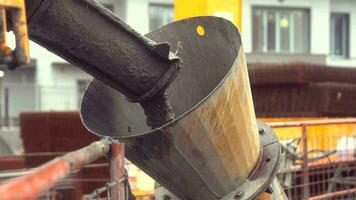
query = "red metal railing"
(0, 138, 127, 200)
(1, 118, 356, 200)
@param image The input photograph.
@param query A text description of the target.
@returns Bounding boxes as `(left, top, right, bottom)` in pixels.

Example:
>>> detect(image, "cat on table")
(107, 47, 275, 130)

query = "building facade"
(243, 0, 356, 66)
(0, 0, 355, 126)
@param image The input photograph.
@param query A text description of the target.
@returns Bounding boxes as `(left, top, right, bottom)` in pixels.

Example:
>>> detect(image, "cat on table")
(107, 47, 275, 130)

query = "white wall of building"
(126, 0, 150, 33)
(24, 0, 124, 111)
(310, 0, 330, 55)
(126, 0, 173, 34)
(30, 43, 65, 86)
(242, 0, 330, 55)
(327, 0, 356, 67)
(330, 0, 356, 58)
(242, 0, 356, 67)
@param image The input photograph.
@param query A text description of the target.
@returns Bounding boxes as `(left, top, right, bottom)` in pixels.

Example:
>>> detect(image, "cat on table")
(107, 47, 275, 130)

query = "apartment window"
(253, 7, 310, 54)
(149, 4, 174, 31)
(330, 14, 349, 58)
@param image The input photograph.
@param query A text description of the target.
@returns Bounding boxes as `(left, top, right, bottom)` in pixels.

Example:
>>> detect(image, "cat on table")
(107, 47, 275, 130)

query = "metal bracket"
(221, 122, 281, 200)
(154, 122, 281, 200)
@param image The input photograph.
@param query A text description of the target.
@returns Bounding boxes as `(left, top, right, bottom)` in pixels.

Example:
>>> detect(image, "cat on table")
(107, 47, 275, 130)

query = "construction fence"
(266, 118, 356, 200)
(0, 114, 356, 199)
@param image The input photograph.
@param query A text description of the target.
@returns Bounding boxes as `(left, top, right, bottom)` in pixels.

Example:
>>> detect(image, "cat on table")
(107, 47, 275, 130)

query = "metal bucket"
(81, 16, 261, 199)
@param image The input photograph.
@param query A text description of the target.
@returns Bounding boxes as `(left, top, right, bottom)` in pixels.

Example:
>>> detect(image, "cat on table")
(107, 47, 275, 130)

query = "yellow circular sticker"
(196, 25, 205, 36)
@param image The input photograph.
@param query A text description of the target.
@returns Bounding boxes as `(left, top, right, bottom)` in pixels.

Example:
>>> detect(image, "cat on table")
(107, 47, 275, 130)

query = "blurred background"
(0, 0, 356, 199)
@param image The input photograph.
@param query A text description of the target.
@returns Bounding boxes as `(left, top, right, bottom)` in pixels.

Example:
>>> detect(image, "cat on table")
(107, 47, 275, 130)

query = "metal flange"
(155, 122, 281, 200)
(221, 122, 281, 200)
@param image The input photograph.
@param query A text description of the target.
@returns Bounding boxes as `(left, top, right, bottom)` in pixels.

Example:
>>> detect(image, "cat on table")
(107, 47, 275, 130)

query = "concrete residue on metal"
(63, 138, 111, 170)
(80, 16, 264, 200)
(25, 0, 182, 110)
(140, 92, 175, 129)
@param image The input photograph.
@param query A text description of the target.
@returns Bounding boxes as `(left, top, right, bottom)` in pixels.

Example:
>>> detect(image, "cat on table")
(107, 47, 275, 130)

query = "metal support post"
(110, 141, 127, 200)
(301, 124, 310, 199)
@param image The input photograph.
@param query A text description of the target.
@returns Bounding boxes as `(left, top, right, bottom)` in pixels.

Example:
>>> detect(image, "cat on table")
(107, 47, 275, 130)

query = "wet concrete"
(140, 92, 175, 129)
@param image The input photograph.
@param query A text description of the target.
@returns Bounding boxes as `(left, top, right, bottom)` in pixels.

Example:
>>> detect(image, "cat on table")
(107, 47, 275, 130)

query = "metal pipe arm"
(25, 0, 182, 102)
